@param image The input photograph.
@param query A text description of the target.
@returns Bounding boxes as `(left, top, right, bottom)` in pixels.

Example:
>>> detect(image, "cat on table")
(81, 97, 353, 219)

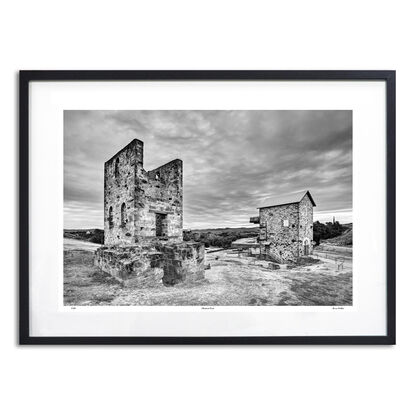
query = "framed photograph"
(19, 70, 395, 345)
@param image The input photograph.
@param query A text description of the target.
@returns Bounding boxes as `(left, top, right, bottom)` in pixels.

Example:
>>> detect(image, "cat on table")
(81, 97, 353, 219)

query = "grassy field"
(323, 224, 353, 246)
(64, 240, 352, 306)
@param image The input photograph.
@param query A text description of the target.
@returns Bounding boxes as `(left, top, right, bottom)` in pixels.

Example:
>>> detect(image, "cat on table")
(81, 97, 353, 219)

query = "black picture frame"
(19, 70, 396, 345)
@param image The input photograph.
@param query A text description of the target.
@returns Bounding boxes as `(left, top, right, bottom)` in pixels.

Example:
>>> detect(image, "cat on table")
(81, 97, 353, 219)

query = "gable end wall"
(258, 194, 314, 262)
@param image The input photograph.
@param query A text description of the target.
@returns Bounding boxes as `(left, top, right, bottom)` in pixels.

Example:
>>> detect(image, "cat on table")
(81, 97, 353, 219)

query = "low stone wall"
(94, 241, 205, 286)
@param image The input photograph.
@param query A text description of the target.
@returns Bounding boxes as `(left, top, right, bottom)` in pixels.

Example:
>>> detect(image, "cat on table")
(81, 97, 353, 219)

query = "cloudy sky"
(64, 110, 352, 229)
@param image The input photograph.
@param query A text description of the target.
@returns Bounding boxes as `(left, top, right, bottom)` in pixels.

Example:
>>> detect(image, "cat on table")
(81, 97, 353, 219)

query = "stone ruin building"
(103, 139, 183, 245)
(95, 139, 205, 286)
(250, 190, 316, 263)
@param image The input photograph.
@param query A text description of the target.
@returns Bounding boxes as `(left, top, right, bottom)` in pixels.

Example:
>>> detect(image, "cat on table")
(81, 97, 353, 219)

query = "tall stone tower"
(104, 139, 183, 246)
(96, 139, 204, 286)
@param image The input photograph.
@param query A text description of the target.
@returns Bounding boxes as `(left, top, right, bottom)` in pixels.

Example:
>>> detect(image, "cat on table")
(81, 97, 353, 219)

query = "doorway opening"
(303, 239, 310, 256)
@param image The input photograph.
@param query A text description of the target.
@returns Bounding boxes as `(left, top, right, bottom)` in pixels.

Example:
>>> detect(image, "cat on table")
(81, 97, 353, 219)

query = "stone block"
(95, 241, 205, 286)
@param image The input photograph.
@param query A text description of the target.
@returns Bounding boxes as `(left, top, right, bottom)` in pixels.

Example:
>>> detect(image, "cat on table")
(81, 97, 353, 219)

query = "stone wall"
(104, 140, 143, 245)
(94, 241, 205, 286)
(135, 159, 183, 241)
(155, 241, 204, 285)
(298, 194, 314, 256)
(259, 203, 300, 263)
(104, 139, 183, 245)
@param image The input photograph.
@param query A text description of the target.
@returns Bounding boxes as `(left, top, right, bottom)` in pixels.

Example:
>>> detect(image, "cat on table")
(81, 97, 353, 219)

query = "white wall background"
(1, 1, 412, 414)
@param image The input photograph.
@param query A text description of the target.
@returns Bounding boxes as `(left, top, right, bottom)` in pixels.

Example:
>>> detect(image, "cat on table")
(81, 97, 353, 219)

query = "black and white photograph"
(6, 0, 406, 411)
(64, 110, 353, 307)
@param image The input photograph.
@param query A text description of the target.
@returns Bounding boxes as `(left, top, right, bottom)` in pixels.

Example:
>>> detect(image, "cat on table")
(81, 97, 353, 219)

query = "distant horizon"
(63, 208, 353, 230)
(64, 110, 352, 229)
(65, 218, 353, 232)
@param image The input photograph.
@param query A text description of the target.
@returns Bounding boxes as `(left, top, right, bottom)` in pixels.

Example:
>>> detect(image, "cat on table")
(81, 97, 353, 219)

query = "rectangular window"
(155, 213, 168, 237)
(283, 219, 289, 227)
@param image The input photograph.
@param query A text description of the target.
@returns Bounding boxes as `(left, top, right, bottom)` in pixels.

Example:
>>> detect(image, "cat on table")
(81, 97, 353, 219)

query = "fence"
(313, 251, 350, 271)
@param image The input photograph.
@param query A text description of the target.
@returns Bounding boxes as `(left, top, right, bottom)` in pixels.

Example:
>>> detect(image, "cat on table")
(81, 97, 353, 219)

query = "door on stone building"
(303, 239, 310, 256)
(155, 213, 167, 237)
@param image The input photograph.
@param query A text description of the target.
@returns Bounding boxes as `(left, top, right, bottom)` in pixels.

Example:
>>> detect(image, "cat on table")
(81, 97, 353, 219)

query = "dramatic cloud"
(64, 110, 352, 229)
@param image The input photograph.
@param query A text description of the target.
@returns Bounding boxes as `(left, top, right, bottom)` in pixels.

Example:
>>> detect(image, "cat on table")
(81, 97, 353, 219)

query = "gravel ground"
(64, 244, 352, 306)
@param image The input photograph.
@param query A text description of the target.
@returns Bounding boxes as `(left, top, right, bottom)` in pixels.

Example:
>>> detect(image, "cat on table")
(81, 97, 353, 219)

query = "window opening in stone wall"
(155, 213, 167, 237)
(121, 202, 126, 227)
(283, 219, 289, 227)
(108, 206, 114, 229)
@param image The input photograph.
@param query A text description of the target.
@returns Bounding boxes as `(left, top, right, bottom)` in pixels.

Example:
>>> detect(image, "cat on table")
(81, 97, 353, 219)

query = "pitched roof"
(258, 190, 316, 209)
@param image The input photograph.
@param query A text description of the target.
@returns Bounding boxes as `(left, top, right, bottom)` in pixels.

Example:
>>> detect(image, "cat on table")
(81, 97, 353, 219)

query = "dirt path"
(202, 250, 352, 306)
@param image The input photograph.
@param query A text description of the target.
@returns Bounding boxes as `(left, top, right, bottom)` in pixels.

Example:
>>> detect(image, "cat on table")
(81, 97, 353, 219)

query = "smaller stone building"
(250, 190, 316, 263)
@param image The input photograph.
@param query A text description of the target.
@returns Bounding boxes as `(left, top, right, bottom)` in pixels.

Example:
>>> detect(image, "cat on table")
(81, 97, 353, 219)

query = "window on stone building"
(283, 219, 289, 227)
(121, 202, 126, 227)
(155, 172, 160, 180)
(108, 206, 114, 229)
(155, 213, 167, 237)
(115, 158, 120, 178)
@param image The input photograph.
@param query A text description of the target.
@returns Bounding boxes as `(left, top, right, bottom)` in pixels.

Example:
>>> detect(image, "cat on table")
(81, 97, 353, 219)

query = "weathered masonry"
(104, 139, 183, 245)
(250, 190, 316, 263)
(95, 139, 205, 286)
(95, 241, 205, 286)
